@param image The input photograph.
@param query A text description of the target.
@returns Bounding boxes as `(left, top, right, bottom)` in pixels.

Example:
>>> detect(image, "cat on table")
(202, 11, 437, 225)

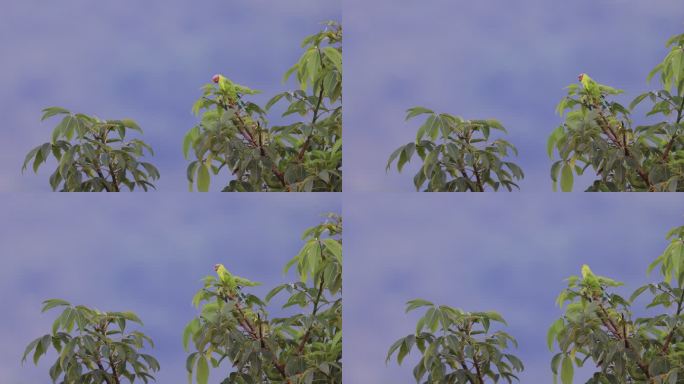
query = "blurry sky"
(0, 194, 341, 384)
(0, 0, 340, 191)
(345, 193, 684, 382)
(344, 0, 684, 191)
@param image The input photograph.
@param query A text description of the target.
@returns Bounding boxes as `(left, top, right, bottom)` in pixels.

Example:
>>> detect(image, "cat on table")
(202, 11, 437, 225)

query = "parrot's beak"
(213, 264, 220, 271)
(212, 74, 221, 84)
(577, 73, 584, 82)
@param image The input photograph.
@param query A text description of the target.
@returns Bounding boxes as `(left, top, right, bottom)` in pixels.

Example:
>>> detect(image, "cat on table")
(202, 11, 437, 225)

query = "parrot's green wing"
(581, 264, 622, 288)
(596, 275, 623, 287)
(215, 264, 236, 288)
(233, 83, 261, 95)
(234, 275, 261, 287)
(216, 75, 261, 98)
(215, 264, 259, 290)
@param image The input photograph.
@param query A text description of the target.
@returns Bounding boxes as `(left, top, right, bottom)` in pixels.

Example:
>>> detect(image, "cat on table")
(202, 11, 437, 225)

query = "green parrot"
(578, 73, 599, 93)
(577, 73, 607, 112)
(581, 264, 622, 297)
(211, 74, 260, 102)
(214, 264, 261, 293)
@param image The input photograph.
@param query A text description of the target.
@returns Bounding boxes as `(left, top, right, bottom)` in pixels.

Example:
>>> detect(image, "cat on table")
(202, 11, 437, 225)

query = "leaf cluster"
(387, 299, 523, 383)
(23, 108, 159, 191)
(387, 107, 523, 191)
(23, 299, 159, 384)
(183, 214, 342, 384)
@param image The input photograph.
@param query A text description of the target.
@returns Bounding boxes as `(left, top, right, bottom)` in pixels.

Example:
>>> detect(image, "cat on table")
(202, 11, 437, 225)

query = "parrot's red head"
(212, 74, 221, 84)
(213, 264, 220, 271)
(577, 73, 585, 82)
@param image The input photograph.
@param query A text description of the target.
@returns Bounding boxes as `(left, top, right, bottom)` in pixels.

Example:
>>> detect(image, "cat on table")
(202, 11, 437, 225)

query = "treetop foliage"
(184, 21, 342, 192)
(23, 108, 159, 191)
(23, 299, 159, 384)
(549, 225, 684, 383)
(387, 299, 524, 383)
(548, 32, 684, 192)
(22, 21, 341, 193)
(387, 107, 524, 192)
(183, 213, 342, 383)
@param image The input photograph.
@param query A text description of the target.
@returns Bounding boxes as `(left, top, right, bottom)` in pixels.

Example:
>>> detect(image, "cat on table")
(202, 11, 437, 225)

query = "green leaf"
(323, 46, 342, 71)
(196, 354, 209, 384)
(120, 311, 142, 324)
(41, 107, 70, 121)
(265, 92, 287, 110)
(183, 126, 200, 159)
(560, 164, 574, 192)
(397, 143, 415, 172)
(628, 285, 649, 304)
(323, 238, 342, 262)
(182, 318, 199, 351)
(265, 284, 288, 302)
(386, 146, 403, 172)
(196, 163, 210, 192)
(547, 319, 563, 351)
(386, 338, 404, 363)
(42, 299, 71, 312)
(22, 144, 42, 172)
(547, 126, 563, 159)
(560, 355, 573, 384)
(60, 115, 82, 141)
(122, 119, 142, 132)
(484, 311, 506, 324)
(405, 107, 434, 120)
(22, 336, 42, 363)
(405, 299, 433, 313)
(629, 92, 650, 110)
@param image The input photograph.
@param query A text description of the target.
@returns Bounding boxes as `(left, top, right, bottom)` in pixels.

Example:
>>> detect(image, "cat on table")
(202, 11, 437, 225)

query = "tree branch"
(230, 296, 291, 383)
(593, 298, 651, 380)
(108, 354, 121, 384)
(593, 106, 653, 190)
(471, 162, 484, 192)
(662, 288, 684, 354)
(297, 83, 326, 162)
(219, 102, 291, 191)
(98, 130, 120, 192)
(107, 161, 120, 192)
(94, 167, 112, 192)
(95, 359, 113, 384)
(582, 97, 655, 192)
(297, 275, 325, 354)
(662, 96, 684, 162)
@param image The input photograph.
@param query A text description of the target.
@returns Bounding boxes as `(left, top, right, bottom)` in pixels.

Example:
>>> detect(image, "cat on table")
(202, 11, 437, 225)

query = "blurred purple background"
(0, 194, 340, 383)
(344, 0, 684, 191)
(345, 193, 684, 382)
(0, 0, 339, 191)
